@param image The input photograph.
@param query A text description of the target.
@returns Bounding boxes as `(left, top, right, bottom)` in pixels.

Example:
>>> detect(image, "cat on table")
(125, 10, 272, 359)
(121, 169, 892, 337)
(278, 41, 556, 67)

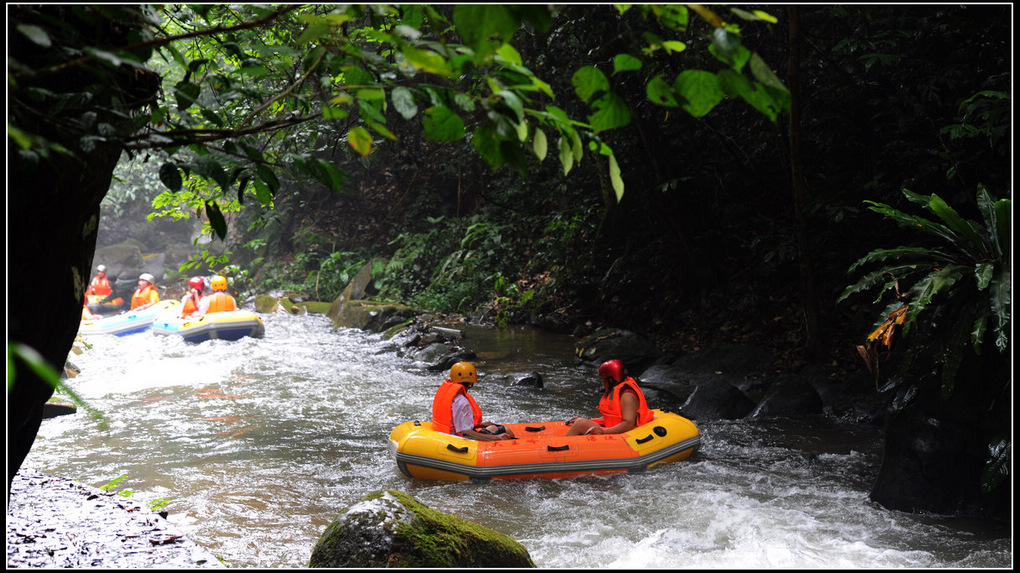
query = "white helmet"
(96, 265, 107, 273)
(139, 273, 155, 284)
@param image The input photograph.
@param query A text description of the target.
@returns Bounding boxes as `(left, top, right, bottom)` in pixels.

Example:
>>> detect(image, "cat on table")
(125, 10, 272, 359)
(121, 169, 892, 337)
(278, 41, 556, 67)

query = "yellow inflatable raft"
(388, 409, 700, 481)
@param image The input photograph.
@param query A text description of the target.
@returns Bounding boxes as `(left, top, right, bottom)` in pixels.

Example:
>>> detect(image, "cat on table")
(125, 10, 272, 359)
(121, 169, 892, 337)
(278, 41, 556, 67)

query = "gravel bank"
(7, 468, 224, 568)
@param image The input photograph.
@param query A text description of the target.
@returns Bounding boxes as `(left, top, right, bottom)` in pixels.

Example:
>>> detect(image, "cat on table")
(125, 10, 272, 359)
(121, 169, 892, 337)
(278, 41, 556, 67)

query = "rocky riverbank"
(7, 468, 224, 569)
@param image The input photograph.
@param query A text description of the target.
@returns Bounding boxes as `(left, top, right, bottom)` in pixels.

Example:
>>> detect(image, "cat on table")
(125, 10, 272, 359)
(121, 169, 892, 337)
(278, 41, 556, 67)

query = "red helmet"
(188, 277, 205, 291)
(598, 359, 626, 385)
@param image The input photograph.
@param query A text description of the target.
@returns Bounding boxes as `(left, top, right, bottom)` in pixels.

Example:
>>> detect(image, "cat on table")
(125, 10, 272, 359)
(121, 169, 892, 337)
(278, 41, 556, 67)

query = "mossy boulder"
(308, 490, 535, 568)
(330, 300, 417, 332)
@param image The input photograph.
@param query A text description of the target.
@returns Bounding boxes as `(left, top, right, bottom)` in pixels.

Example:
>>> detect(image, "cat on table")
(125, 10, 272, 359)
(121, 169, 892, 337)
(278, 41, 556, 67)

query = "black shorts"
(477, 425, 508, 436)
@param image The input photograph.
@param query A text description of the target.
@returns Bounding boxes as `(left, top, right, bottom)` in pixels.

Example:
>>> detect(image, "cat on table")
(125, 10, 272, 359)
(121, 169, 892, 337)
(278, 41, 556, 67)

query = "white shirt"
(451, 393, 475, 434)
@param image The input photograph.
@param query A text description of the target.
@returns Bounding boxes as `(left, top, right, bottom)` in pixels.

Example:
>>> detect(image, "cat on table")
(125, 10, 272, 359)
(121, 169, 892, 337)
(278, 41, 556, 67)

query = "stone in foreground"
(309, 489, 535, 568)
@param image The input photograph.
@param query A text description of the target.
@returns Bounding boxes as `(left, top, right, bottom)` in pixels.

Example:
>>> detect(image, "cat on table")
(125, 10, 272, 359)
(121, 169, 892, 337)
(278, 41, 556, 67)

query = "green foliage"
(840, 186, 1010, 395)
(7, 343, 102, 422)
(11, 4, 789, 244)
(376, 216, 528, 313)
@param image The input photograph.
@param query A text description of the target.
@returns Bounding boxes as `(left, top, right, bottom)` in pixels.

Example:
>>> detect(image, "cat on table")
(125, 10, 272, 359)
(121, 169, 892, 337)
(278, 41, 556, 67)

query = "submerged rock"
(309, 489, 535, 568)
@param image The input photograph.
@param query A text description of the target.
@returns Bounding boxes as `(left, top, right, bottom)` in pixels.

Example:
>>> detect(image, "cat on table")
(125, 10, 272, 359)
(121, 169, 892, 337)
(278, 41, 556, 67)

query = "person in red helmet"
(565, 359, 654, 436)
(179, 277, 206, 318)
(194, 275, 238, 317)
(431, 361, 516, 441)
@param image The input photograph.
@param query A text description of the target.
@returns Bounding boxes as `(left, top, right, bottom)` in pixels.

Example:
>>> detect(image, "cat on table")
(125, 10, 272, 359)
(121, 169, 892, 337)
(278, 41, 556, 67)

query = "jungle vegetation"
(8, 4, 1010, 518)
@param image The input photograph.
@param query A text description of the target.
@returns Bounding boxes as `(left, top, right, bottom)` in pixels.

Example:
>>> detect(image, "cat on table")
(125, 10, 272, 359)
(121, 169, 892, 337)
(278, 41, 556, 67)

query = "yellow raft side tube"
(388, 409, 700, 481)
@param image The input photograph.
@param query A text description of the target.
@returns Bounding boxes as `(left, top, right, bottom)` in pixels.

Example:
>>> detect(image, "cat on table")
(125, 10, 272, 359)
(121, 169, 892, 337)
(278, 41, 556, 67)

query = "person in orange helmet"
(194, 275, 237, 317)
(565, 359, 654, 436)
(431, 362, 516, 441)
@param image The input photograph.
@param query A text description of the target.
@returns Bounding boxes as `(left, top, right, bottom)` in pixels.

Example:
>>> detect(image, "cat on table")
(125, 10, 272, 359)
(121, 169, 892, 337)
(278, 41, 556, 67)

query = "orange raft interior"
(388, 409, 700, 481)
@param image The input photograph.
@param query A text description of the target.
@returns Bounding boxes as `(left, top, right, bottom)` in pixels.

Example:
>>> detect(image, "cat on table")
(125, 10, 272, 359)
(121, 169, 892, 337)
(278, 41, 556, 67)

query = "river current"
(23, 311, 1011, 568)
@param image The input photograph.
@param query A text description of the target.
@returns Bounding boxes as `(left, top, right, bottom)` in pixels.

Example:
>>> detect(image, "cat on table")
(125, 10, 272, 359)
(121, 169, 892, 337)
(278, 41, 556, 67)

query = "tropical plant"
(839, 186, 1011, 493)
(840, 185, 1010, 394)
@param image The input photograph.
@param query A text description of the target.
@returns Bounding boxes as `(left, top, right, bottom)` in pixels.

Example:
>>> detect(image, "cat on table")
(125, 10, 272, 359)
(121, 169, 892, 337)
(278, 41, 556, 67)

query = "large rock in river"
(309, 490, 535, 568)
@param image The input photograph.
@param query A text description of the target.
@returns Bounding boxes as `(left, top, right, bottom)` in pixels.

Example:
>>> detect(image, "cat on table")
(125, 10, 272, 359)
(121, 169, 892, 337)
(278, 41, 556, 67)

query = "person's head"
(598, 359, 626, 388)
(211, 275, 228, 292)
(96, 265, 107, 275)
(188, 277, 205, 293)
(138, 272, 155, 286)
(449, 361, 477, 388)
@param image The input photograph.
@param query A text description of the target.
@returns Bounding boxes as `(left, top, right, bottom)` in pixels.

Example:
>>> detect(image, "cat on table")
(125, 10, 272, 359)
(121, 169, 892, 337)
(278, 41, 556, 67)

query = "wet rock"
(309, 489, 534, 568)
(681, 382, 756, 421)
(574, 328, 665, 374)
(510, 371, 544, 388)
(6, 469, 224, 569)
(749, 373, 824, 418)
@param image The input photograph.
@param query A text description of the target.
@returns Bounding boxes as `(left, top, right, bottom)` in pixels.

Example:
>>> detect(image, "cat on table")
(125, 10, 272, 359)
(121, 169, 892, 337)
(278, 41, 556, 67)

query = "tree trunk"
(7, 5, 159, 500)
(786, 6, 824, 360)
(7, 144, 122, 498)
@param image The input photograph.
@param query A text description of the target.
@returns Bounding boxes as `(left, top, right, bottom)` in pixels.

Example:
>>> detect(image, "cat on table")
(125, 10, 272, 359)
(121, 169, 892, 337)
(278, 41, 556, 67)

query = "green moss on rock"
(308, 490, 535, 568)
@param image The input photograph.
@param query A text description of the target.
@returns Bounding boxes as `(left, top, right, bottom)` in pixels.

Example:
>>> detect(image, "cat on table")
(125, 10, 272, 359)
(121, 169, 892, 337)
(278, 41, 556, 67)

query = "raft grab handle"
(525, 426, 546, 432)
(446, 444, 469, 453)
(635, 426, 668, 444)
(546, 445, 570, 452)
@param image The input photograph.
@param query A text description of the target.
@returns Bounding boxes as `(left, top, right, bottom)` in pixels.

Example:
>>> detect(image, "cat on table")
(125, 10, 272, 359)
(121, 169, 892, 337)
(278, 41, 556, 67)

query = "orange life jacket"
(431, 380, 482, 435)
(181, 293, 201, 317)
(203, 292, 237, 314)
(598, 377, 653, 428)
(131, 285, 159, 310)
(88, 275, 112, 297)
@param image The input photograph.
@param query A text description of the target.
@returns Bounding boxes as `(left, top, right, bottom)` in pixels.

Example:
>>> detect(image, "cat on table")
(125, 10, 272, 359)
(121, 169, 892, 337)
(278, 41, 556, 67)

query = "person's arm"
(460, 428, 514, 441)
(587, 391, 639, 435)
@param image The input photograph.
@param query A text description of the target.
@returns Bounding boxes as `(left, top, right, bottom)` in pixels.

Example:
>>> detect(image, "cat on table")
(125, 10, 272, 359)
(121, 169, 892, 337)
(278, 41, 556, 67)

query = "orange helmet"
(211, 276, 228, 291)
(598, 359, 626, 385)
(450, 362, 477, 385)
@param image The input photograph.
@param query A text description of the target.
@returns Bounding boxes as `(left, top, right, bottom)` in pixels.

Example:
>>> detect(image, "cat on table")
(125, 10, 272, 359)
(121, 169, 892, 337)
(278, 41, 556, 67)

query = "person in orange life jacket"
(565, 359, 653, 436)
(179, 277, 205, 318)
(130, 273, 160, 310)
(86, 265, 113, 298)
(431, 362, 517, 441)
(194, 275, 238, 317)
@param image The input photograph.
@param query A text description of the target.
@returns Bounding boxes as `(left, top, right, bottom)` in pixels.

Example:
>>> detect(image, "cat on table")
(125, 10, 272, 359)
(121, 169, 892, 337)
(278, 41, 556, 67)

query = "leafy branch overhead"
(10, 4, 790, 239)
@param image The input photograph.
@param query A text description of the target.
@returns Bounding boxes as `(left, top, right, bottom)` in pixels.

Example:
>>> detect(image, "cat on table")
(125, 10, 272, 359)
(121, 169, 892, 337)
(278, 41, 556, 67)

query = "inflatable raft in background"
(389, 409, 700, 481)
(78, 300, 181, 337)
(151, 309, 265, 343)
(85, 293, 127, 316)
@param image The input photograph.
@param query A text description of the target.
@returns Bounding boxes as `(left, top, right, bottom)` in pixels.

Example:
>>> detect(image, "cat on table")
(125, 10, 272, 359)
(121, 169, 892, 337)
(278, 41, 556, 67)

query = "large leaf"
(588, 92, 631, 133)
(472, 125, 505, 170)
(390, 86, 418, 120)
(646, 75, 679, 107)
(674, 70, 724, 117)
(572, 66, 610, 105)
(158, 162, 183, 192)
(347, 126, 374, 156)
(422, 106, 465, 142)
(205, 200, 227, 240)
(452, 5, 518, 59)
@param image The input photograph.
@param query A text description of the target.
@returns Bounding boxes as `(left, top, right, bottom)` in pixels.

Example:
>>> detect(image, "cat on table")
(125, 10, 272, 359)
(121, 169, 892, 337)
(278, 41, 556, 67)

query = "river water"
(24, 312, 1011, 568)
